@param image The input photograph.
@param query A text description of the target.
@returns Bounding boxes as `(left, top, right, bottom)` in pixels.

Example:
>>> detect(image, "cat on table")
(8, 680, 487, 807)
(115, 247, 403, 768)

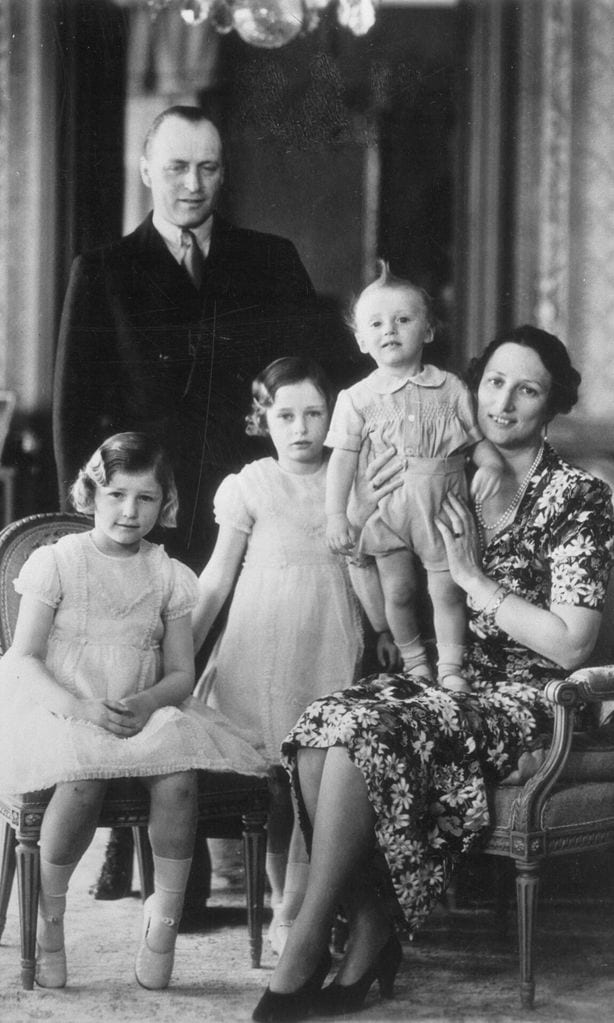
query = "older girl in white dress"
(193, 358, 389, 954)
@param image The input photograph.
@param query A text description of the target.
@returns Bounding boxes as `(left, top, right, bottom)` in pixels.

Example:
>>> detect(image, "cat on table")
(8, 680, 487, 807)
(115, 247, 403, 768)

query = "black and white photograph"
(1, 2, 614, 1021)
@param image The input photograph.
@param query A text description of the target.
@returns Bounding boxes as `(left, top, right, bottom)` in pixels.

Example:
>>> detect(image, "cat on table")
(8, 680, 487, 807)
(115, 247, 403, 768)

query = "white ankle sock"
(438, 644, 465, 679)
(266, 851, 288, 907)
(38, 858, 77, 952)
(397, 636, 429, 674)
(152, 854, 192, 921)
(39, 858, 78, 917)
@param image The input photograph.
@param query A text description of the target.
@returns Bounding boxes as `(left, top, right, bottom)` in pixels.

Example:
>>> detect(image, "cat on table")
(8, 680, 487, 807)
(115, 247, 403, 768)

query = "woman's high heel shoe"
(252, 950, 331, 1022)
(316, 932, 402, 1015)
(135, 895, 179, 990)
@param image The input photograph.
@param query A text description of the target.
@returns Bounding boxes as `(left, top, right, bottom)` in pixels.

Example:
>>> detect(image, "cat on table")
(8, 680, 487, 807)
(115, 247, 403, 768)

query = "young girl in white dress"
(192, 358, 391, 955)
(0, 432, 264, 991)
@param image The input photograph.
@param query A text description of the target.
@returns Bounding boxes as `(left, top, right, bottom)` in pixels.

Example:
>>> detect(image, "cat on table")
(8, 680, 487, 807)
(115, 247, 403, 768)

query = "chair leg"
(493, 857, 512, 940)
(15, 835, 40, 990)
(242, 809, 268, 969)
(133, 826, 154, 902)
(515, 859, 540, 1009)
(0, 821, 17, 941)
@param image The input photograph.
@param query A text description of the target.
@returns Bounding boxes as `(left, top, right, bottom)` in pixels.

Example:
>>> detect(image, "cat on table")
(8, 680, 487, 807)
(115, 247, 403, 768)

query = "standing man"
(52, 105, 322, 921)
(54, 105, 319, 573)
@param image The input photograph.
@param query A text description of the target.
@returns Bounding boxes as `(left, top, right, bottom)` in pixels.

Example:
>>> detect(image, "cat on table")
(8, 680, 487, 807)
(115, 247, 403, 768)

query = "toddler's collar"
(369, 364, 447, 394)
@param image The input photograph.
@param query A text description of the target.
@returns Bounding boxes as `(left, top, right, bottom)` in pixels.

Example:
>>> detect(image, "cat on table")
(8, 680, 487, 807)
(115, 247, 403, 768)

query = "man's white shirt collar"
(152, 211, 212, 261)
(368, 364, 447, 394)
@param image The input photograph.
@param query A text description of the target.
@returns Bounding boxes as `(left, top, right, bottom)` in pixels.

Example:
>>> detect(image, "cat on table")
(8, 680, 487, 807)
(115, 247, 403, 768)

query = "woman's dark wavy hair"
(246, 357, 336, 437)
(466, 324, 581, 417)
(70, 432, 178, 527)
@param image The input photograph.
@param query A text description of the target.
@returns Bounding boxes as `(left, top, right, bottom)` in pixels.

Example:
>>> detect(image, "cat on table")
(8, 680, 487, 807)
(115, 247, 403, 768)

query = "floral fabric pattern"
(282, 444, 614, 935)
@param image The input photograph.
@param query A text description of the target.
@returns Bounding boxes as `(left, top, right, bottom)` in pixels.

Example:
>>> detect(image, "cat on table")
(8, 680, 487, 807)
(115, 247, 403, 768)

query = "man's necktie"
(181, 229, 205, 290)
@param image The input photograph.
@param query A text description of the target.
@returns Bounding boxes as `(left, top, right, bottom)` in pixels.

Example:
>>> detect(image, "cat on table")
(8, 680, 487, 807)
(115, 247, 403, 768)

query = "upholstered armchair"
(482, 665, 614, 1008)
(0, 513, 269, 989)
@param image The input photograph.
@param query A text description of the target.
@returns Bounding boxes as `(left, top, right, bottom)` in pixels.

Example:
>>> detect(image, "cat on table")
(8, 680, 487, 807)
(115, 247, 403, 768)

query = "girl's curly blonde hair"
(70, 432, 179, 528)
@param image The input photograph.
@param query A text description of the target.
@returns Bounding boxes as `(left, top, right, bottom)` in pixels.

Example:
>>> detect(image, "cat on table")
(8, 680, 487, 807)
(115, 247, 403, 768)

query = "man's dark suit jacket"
(53, 213, 323, 571)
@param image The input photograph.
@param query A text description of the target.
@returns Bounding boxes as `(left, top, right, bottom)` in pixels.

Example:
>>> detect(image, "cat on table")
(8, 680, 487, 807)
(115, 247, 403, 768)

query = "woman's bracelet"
(475, 583, 511, 631)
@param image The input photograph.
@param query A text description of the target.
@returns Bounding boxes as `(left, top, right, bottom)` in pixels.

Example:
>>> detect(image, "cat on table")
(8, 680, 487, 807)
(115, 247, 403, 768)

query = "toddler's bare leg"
(428, 568, 471, 693)
(376, 551, 431, 677)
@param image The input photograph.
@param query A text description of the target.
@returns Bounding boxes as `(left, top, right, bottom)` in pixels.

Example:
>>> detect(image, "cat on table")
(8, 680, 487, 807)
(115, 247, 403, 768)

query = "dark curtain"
(54, 0, 128, 308)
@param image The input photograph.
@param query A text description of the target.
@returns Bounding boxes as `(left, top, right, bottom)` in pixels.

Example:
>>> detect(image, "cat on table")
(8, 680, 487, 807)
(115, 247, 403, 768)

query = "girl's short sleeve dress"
(0, 532, 265, 793)
(195, 458, 364, 766)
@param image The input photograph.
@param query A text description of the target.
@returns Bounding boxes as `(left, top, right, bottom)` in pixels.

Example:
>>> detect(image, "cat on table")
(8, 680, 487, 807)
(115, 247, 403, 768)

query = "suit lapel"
(124, 214, 202, 310)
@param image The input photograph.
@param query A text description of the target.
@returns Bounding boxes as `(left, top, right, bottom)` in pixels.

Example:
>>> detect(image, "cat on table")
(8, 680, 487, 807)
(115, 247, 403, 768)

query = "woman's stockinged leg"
(270, 746, 378, 993)
(295, 746, 327, 823)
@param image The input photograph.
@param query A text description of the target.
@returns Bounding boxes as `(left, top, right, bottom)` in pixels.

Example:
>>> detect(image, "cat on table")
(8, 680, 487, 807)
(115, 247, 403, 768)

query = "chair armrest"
(545, 666, 614, 706)
(508, 667, 614, 831)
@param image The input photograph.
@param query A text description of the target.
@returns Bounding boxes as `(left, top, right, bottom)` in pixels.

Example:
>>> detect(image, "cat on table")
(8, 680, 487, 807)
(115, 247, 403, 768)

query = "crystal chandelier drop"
(144, 0, 377, 48)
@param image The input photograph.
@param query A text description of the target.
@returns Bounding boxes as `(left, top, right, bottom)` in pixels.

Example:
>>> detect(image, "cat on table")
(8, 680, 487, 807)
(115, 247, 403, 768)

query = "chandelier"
(142, 0, 378, 48)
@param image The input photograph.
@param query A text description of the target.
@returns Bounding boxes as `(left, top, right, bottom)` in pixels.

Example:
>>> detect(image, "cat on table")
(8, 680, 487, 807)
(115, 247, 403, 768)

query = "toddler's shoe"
(135, 895, 178, 990)
(440, 673, 472, 695)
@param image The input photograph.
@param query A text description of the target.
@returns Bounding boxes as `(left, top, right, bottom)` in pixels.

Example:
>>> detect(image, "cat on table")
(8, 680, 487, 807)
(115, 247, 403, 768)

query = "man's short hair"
(143, 105, 223, 159)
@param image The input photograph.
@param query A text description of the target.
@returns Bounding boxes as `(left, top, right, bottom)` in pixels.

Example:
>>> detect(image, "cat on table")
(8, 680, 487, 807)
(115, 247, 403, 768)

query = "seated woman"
(251, 325, 614, 1022)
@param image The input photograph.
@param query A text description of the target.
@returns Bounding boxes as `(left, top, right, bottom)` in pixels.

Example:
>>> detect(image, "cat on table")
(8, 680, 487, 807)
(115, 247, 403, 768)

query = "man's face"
(140, 116, 224, 229)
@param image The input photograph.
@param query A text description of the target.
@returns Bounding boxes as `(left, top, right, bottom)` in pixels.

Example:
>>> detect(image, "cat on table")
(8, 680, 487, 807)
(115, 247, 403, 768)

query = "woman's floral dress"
(282, 444, 614, 935)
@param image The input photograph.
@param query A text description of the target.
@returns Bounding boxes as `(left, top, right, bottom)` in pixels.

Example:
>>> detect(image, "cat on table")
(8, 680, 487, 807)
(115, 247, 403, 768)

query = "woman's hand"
(376, 630, 402, 671)
(434, 492, 484, 593)
(347, 430, 405, 529)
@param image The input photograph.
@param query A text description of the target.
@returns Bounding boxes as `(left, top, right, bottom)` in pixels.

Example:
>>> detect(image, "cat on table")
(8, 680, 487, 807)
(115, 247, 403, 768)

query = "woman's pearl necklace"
(475, 444, 544, 535)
